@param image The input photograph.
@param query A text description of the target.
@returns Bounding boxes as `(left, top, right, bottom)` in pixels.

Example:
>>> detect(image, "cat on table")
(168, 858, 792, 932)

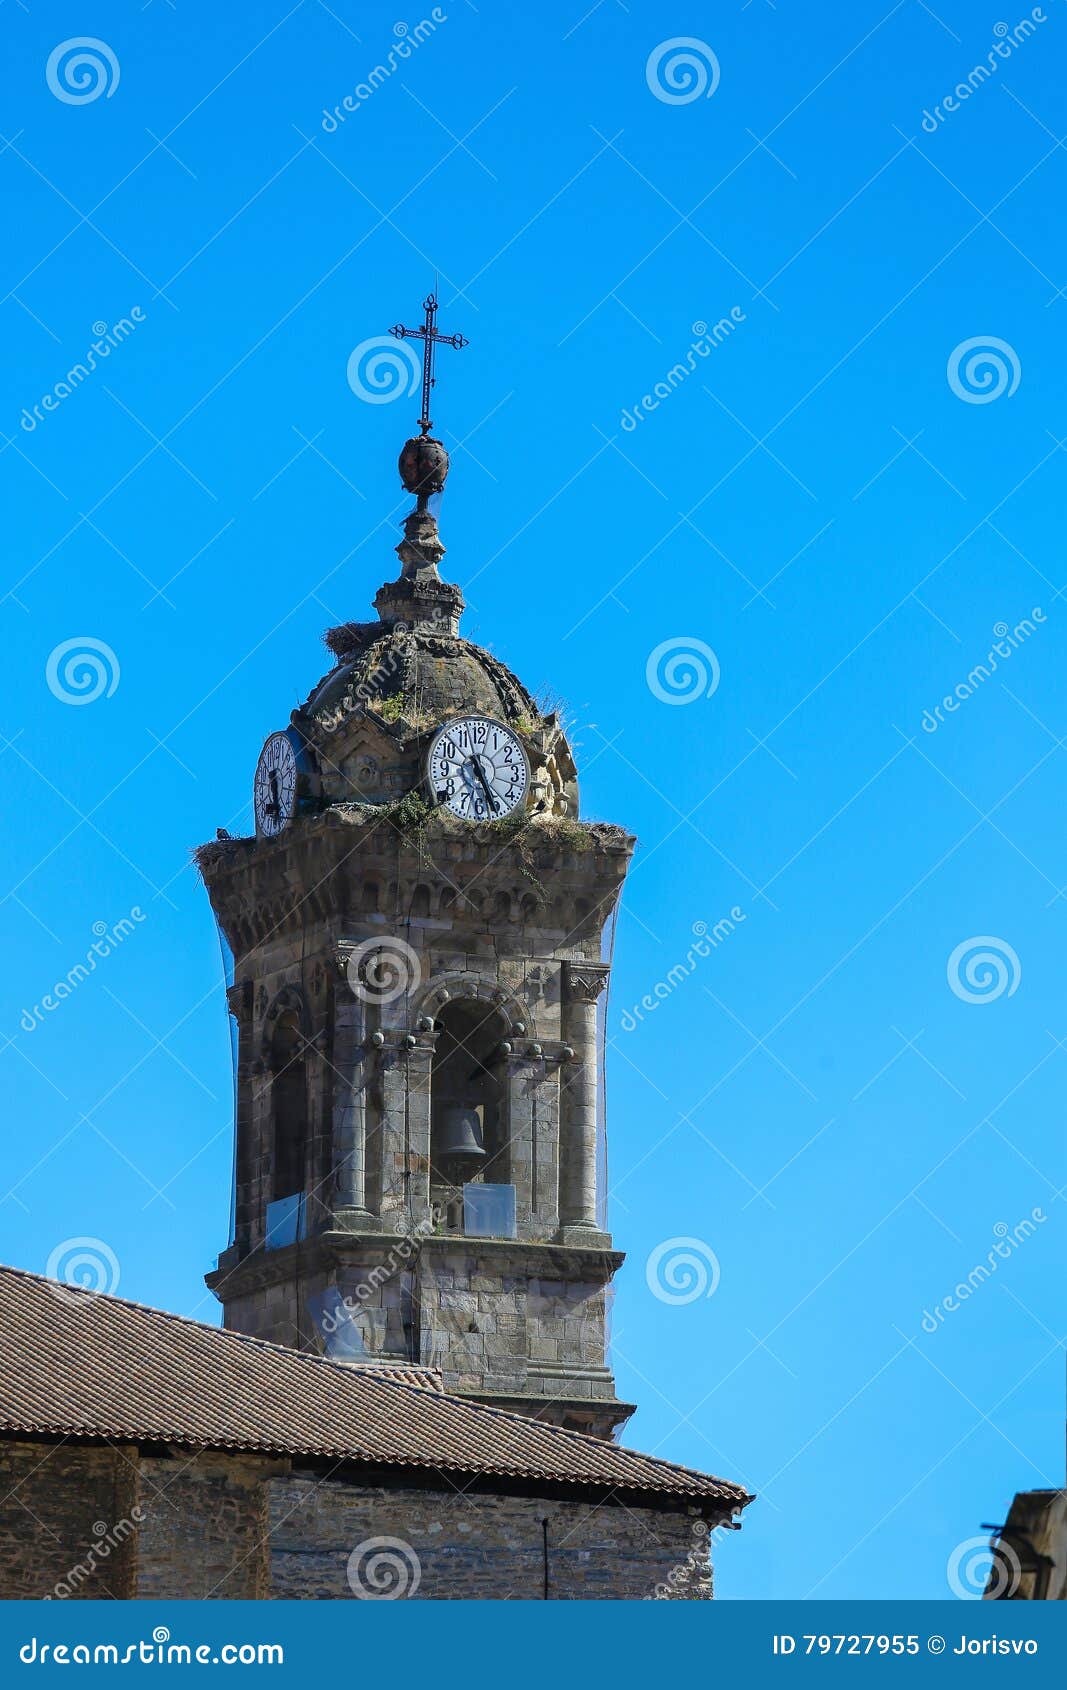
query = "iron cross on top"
(390, 293, 468, 436)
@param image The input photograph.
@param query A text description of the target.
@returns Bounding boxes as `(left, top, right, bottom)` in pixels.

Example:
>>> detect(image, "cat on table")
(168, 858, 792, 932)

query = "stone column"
(331, 948, 373, 1230)
(559, 962, 611, 1244)
(403, 1036, 435, 1230)
(378, 1043, 410, 1227)
(503, 1049, 536, 1234)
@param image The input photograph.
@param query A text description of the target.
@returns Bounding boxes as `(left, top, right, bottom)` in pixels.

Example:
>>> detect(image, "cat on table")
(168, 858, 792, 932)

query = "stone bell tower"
(201, 296, 635, 1436)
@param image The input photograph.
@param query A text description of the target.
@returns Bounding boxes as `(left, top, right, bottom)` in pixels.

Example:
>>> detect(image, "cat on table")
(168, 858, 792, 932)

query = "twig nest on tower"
(399, 435, 450, 497)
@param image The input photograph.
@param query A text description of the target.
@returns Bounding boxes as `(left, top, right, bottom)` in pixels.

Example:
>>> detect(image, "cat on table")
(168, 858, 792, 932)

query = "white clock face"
(254, 732, 298, 839)
(427, 717, 529, 821)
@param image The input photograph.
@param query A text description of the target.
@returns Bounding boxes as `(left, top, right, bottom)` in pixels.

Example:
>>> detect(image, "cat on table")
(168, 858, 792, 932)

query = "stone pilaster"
(329, 949, 374, 1230)
(558, 962, 610, 1246)
(502, 1045, 563, 1237)
(376, 1032, 435, 1228)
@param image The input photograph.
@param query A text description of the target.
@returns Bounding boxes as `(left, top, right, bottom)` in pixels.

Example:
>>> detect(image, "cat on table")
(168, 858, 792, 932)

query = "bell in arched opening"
(439, 1102, 486, 1169)
(430, 999, 508, 1206)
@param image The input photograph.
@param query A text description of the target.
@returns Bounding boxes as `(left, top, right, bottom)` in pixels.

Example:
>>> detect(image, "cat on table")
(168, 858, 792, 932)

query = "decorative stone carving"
(563, 962, 610, 1004)
(416, 971, 531, 1037)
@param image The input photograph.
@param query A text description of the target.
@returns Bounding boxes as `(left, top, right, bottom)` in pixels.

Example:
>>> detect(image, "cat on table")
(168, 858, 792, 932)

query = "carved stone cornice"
(198, 816, 635, 959)
(562, 961, 610, 1005)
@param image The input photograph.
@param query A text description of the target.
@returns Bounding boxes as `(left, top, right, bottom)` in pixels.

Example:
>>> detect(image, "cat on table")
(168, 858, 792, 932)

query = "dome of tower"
(303, 621, 537, 734)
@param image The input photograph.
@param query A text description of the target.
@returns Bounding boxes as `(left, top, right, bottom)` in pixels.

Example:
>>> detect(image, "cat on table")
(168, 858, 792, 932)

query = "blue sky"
(1, 0, 1065, 1602)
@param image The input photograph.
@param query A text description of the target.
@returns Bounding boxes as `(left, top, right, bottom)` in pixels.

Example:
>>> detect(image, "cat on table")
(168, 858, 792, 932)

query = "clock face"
(254, 731, 299, 839)
(427, 717, 530, 821)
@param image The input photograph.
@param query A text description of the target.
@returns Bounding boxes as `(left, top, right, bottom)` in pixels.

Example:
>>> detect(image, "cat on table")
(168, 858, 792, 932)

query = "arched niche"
(416, 972, 531, 1037)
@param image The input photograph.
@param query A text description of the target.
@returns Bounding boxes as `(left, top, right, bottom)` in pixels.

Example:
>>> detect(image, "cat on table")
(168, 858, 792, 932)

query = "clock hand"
(471, 755, 499, 814)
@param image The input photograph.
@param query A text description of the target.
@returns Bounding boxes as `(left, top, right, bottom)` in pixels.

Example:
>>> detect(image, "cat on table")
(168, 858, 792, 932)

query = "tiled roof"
(0, 1263, 749, 1511)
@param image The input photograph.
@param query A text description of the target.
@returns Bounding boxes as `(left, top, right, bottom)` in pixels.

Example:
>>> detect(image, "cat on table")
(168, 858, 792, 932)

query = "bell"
(439, 1104, 485, 1161)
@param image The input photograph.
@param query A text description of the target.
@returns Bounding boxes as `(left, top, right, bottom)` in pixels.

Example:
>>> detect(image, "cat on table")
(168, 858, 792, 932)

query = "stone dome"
(302, 624, 538, 734)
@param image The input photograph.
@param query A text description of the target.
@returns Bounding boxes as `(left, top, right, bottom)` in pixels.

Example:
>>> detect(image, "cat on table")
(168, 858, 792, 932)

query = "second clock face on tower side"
(427, 716, 530, 821)
(253, 730, 299, 839)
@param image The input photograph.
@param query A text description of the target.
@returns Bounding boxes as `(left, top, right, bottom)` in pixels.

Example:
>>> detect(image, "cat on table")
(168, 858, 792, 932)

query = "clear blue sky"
(1, 0, 1064, 1602)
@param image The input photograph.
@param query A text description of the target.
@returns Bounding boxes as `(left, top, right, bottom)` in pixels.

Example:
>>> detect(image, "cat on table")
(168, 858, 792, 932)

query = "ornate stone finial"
(399, 434, 449, 499)
(371, 292, 469, 635)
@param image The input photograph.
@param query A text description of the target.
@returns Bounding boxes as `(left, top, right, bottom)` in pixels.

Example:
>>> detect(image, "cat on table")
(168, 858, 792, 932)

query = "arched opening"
(430, 998, 509, 1230)
(270, 1010, 306, 1201)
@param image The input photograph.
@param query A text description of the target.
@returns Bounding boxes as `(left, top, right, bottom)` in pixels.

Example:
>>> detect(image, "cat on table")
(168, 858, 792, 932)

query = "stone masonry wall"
(268, 1477, 712, 1600)
(416, 1244, 612, 1408)
(0, 1440, 139, 1599)
(135, 1453, 273, 1599)
(0, 1440, 715, 1600)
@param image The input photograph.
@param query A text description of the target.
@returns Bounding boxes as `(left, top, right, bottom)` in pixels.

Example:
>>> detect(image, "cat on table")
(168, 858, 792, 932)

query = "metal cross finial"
(390, 292, 468, 437)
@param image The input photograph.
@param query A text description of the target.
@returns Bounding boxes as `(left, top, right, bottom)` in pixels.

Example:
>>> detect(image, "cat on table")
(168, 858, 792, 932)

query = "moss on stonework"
(483, 810, 530, 846)
(384, 789, 434, 835)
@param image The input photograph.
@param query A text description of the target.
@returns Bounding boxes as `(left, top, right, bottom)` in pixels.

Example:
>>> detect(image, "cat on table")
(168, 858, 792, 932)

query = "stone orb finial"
(399, 435, 449, 498)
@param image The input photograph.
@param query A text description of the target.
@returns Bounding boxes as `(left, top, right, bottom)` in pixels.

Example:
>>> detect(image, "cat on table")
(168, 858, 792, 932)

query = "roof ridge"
(0, 1261, 442, 1384)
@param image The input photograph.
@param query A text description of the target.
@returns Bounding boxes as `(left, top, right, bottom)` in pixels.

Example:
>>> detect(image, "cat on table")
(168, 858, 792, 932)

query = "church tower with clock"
(200, 297, 636, 1437)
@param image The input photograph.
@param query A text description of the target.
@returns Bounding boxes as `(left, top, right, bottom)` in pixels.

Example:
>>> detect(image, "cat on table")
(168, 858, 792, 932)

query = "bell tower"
(201, 297, 635, 1436)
